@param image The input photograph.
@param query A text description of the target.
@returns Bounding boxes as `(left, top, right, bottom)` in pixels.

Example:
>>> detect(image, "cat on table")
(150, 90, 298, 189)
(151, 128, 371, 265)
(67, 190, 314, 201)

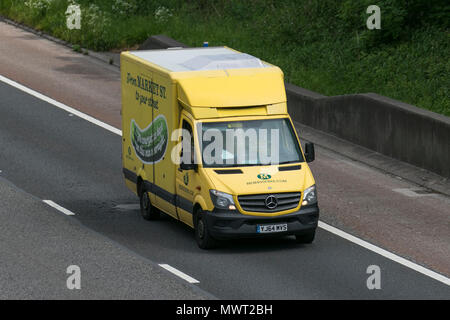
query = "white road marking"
(114, 204, 140, 211)
(319, 221, 450, 286)
(43, 200, 76, 216)
(2, 73, 448, 287)
(159, 264, 200, 284)
(0, 75, 122, 136)
(393, 188, 436, 197)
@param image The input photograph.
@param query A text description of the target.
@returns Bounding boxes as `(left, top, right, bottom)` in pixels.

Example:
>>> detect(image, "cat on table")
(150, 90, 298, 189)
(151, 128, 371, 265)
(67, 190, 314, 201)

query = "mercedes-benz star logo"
(265, 195, 278, 209)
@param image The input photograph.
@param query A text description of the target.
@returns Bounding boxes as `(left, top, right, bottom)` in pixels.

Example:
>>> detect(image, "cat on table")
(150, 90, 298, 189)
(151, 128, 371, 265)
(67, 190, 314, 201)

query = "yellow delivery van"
(121, 47, 319, 249)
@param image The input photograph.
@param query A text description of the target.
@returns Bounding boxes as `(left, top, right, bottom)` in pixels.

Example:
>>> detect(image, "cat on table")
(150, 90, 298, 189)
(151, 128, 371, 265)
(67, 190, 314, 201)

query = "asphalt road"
(1, 20, 449, 277)
(0, 176, 209, 299)
(1, 81, 449, 299)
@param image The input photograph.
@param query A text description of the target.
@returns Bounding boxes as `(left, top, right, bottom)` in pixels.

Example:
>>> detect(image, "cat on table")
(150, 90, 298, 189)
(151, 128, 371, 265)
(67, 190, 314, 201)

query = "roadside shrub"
(0, 0, 448, 115)
(339, 0, 449, 48)
(111, 0, 138, 17)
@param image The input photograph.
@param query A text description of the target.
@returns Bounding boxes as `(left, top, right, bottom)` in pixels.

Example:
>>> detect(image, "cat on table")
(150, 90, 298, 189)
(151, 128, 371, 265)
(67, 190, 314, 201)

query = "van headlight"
(302, 185, 317, 205)
(210, 190, 236, 210)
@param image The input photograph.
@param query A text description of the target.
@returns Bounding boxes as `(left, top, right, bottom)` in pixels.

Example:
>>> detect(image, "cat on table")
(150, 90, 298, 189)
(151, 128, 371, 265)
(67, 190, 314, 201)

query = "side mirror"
(304, 142, 315, 163)
(180, 162, 198, 171)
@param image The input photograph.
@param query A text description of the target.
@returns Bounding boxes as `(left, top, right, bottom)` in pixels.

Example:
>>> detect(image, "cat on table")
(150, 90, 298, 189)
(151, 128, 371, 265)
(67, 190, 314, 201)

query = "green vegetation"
(1, 0, 449, 115)
(72, 44, 81, 53)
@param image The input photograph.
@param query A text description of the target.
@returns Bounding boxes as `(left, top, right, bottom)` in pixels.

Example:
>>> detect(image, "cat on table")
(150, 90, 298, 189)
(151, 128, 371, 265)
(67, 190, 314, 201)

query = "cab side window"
(181, 119, 195, 164)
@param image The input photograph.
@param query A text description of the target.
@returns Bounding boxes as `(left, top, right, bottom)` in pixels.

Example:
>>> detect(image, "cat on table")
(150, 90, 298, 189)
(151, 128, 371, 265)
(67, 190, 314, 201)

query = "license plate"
(257, 223, 288, 233)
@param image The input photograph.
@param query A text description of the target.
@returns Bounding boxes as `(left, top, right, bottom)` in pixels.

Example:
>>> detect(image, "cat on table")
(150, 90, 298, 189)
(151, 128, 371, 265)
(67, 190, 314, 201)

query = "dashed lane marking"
(159, 264, 200, 284)
(43, 200, 76, 216)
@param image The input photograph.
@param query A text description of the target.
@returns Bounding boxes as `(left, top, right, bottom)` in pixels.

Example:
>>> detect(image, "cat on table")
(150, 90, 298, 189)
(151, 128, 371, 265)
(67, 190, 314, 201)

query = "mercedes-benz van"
(121, 47, 318, 249)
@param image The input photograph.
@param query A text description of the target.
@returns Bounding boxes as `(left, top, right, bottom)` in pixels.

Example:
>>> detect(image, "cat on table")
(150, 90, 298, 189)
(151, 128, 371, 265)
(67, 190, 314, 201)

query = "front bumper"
(203, 204, 319, 240)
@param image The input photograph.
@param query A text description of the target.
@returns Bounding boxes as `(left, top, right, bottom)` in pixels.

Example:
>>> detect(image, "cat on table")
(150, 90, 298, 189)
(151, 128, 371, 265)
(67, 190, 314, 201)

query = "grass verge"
(1, 0, 448, 115)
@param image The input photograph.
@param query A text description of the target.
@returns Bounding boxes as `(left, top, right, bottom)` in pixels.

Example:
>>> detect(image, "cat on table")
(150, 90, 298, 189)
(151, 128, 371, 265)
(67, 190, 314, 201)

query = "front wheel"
(295, 230, 316, 244)
(195, 211, 216, 249)
(139, 185, 159, 221)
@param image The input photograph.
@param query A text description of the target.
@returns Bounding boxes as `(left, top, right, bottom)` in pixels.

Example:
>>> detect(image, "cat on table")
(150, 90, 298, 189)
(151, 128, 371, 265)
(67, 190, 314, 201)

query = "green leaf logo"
(257, 173, 271, 180)
(131, 115, 168, 164)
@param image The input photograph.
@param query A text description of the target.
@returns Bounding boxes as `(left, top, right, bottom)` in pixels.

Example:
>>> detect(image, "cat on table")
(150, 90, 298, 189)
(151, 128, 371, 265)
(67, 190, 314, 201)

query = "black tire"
(194, 211, 216, 249)
(295, 230, 316, 244)
(139, 184, 159, 221)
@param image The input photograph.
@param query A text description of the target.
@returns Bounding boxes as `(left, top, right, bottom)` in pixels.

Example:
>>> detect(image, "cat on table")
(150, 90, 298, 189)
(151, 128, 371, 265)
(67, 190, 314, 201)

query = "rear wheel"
(139, 184, 159, 221)
(195, 211, 216, 249)
(295, 230, 316, 244)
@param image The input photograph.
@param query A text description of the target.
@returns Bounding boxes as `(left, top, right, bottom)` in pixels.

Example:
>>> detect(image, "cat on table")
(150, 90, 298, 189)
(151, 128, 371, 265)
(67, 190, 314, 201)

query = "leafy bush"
(339, 0, 449, 48)
(0, 0, 448, 115)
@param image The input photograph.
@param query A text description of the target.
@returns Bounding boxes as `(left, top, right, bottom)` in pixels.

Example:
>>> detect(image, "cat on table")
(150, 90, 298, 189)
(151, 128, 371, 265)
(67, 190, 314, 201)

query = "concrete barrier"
(286, 85, 450, 178)
(141, 35, 450, 178)
(139, 35, 188, 50)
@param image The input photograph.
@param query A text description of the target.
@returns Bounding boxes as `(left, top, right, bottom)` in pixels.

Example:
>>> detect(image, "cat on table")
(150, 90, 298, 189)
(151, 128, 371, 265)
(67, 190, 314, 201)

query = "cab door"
(175, 114, 200, 227)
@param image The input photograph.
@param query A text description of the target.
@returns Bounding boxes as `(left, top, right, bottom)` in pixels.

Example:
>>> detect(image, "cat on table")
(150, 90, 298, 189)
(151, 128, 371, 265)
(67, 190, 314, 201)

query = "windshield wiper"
(204, 160, 302, 168)
(277, 160, 302, 165)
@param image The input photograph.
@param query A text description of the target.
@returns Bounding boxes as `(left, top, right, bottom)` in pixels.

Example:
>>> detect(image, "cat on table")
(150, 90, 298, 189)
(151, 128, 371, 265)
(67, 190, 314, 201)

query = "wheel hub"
(197, 219, 205, 239)
(142, 192, 149, 210)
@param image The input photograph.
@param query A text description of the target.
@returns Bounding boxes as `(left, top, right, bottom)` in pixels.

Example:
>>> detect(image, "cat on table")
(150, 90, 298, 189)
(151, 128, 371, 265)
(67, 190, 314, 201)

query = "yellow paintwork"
(175, 67, 286, 107)
(121, 48, 316, 229)
(182, 103, 287, 120)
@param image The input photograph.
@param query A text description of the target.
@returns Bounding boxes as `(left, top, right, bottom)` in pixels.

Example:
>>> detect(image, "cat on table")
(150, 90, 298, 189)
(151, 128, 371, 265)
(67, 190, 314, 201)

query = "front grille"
(238, 192, 301, 213)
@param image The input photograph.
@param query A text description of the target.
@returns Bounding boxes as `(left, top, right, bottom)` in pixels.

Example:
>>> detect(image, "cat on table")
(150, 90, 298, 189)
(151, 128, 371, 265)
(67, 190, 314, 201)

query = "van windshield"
(197, 118, 304, 168)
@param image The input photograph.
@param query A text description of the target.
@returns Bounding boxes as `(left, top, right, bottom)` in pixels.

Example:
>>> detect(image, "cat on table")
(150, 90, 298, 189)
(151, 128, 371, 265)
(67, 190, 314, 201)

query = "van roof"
(129, 47, 271, 72)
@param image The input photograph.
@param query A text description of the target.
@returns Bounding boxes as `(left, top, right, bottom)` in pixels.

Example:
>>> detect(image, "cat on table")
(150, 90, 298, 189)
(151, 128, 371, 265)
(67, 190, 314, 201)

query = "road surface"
(0, 80, 448, 299)
(0, 20, 449, 299)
